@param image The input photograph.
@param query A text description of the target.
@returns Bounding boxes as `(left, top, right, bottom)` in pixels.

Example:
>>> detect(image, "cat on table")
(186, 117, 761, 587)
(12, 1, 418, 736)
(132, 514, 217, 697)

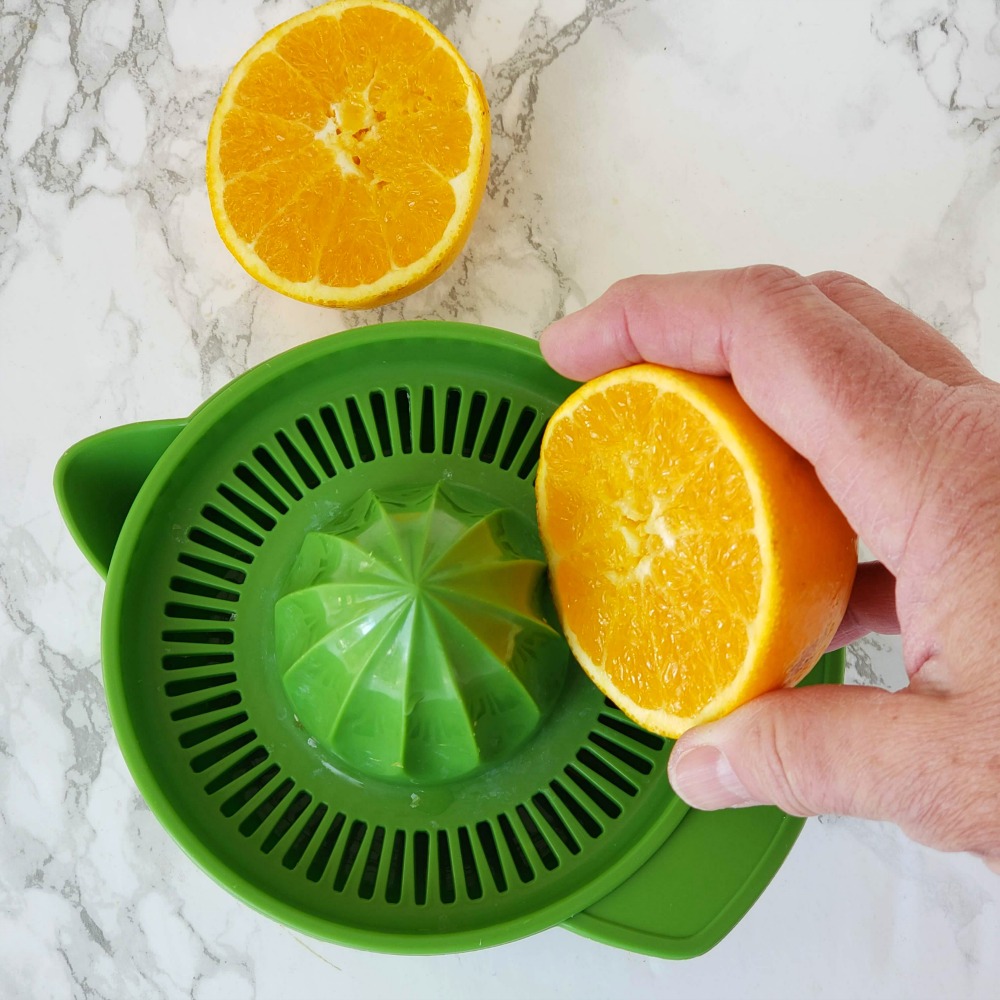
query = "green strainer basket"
(55, 321, 843, 957)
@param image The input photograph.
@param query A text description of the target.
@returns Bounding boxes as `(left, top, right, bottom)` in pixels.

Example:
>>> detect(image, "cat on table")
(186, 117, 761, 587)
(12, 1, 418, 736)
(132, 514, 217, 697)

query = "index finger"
(539, 266, 931, 571)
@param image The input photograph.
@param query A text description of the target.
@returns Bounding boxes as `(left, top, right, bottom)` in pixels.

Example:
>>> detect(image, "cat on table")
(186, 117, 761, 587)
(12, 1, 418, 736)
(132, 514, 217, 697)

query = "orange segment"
(273, 17, 349, 103)
(232, 52, 329, 128)
(254, 171, 345, 282)
(317, 176, 389, 286)
(536, 365, 857, 738)
(222, 149, 333, 242)
(206, 0, 490, 308)
(216, 109, 318, 177)
(370, 107, 473, 178)
(340, 6, 432, 88)
(373, 164, 455, 266)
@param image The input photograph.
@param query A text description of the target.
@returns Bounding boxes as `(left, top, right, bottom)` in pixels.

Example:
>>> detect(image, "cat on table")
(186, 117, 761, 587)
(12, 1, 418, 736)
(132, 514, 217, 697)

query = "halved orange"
(536, 364, 857, 738)
(206, 0, 490, 308)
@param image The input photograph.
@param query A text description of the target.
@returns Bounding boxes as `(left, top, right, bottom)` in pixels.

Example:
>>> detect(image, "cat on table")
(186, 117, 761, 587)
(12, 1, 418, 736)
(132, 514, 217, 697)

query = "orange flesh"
(540, 379, 762, 718)
(211, 4, 480, 292)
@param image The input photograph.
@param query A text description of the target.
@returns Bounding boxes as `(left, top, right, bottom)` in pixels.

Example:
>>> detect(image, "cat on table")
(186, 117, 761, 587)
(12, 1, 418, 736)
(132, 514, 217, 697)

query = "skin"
(540, 265, 1000, 874)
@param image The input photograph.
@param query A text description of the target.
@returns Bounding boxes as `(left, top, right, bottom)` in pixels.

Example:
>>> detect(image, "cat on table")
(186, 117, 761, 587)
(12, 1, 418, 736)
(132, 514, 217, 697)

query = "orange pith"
(536, 365, 857, 739)
(206, 0, 490, 308)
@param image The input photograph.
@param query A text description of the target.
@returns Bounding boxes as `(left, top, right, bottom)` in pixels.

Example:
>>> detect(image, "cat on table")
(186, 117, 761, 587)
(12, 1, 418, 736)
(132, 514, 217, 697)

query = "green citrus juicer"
(55, 321, 843, 957)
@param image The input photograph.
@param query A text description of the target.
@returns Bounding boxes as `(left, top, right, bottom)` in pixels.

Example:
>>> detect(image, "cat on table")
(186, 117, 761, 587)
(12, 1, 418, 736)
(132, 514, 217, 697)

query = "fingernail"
(668, 743, 762, 810)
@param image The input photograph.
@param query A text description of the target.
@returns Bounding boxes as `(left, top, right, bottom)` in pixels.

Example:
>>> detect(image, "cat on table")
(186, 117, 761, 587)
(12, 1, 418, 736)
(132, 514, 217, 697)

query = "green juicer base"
(55, 321, 844, 958)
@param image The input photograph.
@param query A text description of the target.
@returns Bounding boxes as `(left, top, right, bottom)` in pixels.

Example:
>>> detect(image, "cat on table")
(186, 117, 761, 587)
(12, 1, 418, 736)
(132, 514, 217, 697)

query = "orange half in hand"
(206, 0, 490, 308)
(536, 364, 857, 739)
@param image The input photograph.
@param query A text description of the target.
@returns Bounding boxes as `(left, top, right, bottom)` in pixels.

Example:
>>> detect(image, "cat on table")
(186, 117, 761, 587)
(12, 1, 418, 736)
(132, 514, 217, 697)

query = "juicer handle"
(54, 419, 187, 579)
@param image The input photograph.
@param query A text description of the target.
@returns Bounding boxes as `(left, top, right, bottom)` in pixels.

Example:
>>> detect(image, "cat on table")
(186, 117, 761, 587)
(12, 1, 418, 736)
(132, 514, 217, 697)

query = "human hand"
(540, 266, 1000, 873)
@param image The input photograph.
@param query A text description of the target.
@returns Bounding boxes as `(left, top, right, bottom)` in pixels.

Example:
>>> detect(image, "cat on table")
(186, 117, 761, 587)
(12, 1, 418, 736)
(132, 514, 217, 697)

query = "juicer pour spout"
(54, 420, 186, 579)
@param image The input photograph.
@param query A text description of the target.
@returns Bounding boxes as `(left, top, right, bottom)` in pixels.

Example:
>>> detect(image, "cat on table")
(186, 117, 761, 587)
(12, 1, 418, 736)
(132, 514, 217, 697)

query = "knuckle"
(906, 385, 1000, 555)
(601, 277, 653, 364)
(809, 269, 871, 297)
(604, 276, 633, 302)
(927, 384, 996, 450)
(735, 263, 810, 303)
(740, 699, 819, 816)
(605, 274, 653, 305)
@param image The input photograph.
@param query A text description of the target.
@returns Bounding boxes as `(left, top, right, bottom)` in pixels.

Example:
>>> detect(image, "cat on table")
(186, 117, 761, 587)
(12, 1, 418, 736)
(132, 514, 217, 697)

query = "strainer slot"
(575, 747, 639, 797)
(260, 789, 311, 852)
(217, 484, 277, 530)
(228, 764, 284, 820)
(334, 819, 369, 891)
(516, 803, 559, 870)
(169, 576, 239, 603)
(203, 746, 269, 794)
(235, 463, 289, 514)
(385, 830, 406, 904)
(252, 445, 303, 502)
(419, 386, 435, 454)
(437, 830, 456, 904)
(368, 392, 393, 457)
(275, 431, 321, 490)
(190, 729, 256, 772)
(358, 825, 386, 899)
(478, 398, 510, 464)
(164, 602, 234, 622)
(499, 407, 538, 471)
(237, 777, 291, 832)
(456, 827, 483, 900)
(550, 779, 602, 838)
(345, 399, 376, 464)
(162, 628, 233, 645)
(598, 713, 665, 751)
(220, 762, 279, 817)
(413, 830, 430, 905)
(296, 416, 336, 477)
(393, 388, 413, 454)
(164, 673, 237, 697)
(177, 553, 247, 586)
(201, 505, 265, 547)
(319, 405, 356, 469)
(531, 791, 580, 854)
(497, 813, 534, 883)
(461, 392, 487, 457)
(169, 691, 241, 722)
(442, 387, 461, 454)
(515, 425, 545, 481)
(162, 651, 233, 671)
(282, 802, 328, 871)
(185, 530, 252, 565)
(179, 711, 248, 749)
(475, 821, 507, 893)
(306, 811, 346, 883)
(564, 764, 622, 819)
(587, 731, 654, 775)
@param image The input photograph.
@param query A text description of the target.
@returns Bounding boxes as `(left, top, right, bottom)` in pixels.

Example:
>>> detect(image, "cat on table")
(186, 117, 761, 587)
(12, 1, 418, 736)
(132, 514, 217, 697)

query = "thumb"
(666, 685, 929, 820)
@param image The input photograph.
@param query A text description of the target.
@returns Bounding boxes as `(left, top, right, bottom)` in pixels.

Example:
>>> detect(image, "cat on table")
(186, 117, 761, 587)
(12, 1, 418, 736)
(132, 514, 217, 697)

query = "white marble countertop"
(3, 0, 1000, 997)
